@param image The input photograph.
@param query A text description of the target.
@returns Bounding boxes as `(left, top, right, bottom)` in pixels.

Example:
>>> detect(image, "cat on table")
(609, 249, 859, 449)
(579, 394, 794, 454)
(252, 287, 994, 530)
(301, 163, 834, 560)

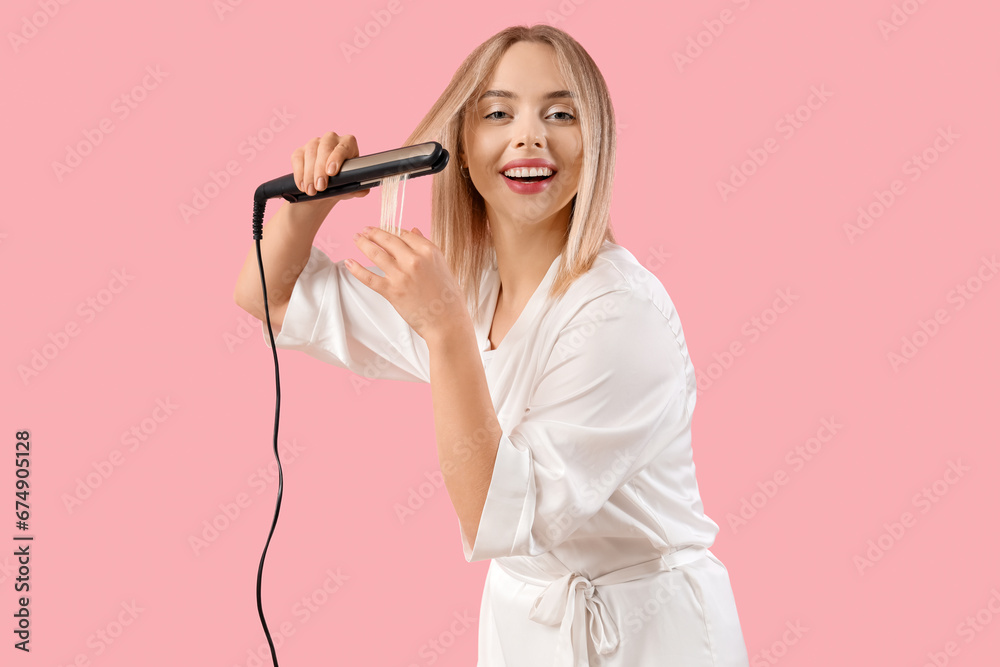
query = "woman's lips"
(500, 171, 556, 195)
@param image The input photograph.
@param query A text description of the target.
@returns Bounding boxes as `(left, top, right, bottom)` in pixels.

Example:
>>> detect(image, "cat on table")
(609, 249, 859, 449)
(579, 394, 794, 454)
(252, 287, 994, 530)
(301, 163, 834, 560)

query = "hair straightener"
(248, 141, 450, 667)
(254, 141, 450, 204)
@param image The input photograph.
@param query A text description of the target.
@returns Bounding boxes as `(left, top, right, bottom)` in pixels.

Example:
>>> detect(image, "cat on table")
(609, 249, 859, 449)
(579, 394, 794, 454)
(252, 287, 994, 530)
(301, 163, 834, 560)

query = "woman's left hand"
(347, 226, 471, 344)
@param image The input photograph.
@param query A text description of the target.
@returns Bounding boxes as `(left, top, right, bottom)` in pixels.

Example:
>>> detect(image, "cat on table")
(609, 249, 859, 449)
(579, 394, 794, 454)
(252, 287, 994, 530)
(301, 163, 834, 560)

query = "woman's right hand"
(291, 131, 372, 205)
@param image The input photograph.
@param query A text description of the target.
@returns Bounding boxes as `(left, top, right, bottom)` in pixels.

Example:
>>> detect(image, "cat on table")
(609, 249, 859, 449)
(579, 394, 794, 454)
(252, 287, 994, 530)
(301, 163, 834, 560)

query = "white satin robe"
(262, 239, 750, 667)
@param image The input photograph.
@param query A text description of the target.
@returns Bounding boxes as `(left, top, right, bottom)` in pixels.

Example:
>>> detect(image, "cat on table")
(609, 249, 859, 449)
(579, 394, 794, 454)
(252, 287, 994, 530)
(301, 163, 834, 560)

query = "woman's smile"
(500, 168, 557, 194)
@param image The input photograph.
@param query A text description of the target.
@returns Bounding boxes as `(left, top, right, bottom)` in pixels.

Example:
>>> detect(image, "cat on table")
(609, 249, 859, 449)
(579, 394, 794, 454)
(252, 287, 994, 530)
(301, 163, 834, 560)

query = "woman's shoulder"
(544, 242, 694, 390)
(563, 240, 681, 322)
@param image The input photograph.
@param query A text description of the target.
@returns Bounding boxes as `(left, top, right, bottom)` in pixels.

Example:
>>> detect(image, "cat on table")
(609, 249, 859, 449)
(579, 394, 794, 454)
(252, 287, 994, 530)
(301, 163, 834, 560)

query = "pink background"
(4, 1, 999, 665)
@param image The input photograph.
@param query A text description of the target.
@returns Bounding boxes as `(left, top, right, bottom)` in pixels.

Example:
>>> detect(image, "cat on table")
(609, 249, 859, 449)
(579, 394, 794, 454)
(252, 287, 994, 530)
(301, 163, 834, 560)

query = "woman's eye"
(483, 110, 576, 120)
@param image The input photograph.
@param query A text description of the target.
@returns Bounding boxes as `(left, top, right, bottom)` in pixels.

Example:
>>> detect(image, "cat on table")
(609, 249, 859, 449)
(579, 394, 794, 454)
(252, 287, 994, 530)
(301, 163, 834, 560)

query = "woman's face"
(461, 41, 583, 231)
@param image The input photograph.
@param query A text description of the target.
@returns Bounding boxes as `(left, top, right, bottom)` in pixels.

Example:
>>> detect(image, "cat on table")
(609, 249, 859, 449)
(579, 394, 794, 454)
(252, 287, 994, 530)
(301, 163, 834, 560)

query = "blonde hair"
(383, 24, 617, 323)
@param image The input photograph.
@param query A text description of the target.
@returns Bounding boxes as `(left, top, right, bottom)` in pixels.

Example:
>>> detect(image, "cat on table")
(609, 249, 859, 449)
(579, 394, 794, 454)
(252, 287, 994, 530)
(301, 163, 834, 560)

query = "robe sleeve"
(261, 245, 430, 383)
(461, 287, 693, 562)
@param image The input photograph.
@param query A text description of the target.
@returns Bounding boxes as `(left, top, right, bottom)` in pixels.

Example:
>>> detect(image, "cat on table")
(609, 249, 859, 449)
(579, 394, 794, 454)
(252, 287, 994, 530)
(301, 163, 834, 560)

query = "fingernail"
(327, 161, 338, 175)
(353, 232, 360, 240)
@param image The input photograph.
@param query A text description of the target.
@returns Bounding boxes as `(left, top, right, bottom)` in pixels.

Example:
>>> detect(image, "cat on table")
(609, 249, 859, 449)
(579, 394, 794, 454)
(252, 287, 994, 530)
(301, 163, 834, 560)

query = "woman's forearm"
(426, 321, 503, 549)
(232, 198, 337, 326)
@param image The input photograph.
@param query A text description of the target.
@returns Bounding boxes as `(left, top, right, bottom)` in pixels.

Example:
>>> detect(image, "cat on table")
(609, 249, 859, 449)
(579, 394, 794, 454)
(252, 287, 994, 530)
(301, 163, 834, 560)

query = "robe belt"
(495, 545, 710, 667)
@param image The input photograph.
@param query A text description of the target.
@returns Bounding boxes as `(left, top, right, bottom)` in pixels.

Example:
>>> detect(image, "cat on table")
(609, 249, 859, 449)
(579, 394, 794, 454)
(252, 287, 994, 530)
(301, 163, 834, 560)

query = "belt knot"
(527, 572, 620, 667)
(500, 545, 711, 667)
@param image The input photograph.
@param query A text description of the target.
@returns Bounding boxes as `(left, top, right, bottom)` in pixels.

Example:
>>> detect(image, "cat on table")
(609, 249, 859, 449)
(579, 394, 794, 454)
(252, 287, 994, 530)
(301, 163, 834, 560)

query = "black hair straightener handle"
(254, 140, 450, 207)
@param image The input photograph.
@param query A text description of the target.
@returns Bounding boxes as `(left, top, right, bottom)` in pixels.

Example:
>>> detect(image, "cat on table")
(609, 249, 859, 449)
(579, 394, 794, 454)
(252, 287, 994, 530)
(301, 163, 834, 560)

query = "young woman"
(234, 24, 750, 667)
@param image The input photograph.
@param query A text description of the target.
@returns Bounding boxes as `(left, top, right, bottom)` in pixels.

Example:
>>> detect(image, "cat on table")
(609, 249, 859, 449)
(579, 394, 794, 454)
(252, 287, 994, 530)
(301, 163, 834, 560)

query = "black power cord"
(245, 143, 448, 666)
(251, 198, 284, 667)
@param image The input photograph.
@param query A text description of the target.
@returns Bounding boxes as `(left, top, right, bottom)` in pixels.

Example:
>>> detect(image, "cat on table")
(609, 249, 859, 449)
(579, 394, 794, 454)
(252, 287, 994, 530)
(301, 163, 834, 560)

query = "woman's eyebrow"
(478, 89, 576, 101)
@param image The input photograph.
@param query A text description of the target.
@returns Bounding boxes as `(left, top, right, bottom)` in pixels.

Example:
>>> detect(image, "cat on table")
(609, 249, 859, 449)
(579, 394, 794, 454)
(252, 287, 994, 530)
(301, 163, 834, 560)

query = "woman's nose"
(513, 131, 545, 148)
(511, 116, 546, 148)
